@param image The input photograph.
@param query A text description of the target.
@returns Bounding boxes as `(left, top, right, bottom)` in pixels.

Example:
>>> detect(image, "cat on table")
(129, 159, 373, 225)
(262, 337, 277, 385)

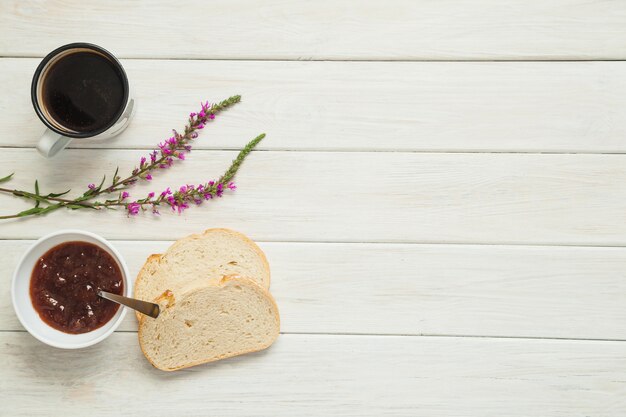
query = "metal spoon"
(98, 290, 160, 318)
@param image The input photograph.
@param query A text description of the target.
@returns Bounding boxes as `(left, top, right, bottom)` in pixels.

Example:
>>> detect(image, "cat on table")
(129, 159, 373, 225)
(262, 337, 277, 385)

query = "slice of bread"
(134, 229, 270, 315)
(139, 276, 280, 371)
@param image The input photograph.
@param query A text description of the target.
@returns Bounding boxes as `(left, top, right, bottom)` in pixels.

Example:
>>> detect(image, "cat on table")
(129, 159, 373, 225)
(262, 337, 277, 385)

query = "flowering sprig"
(99, 133, 264, 216)
(0, 95, 265, 220)
(124, 180, 235, 215)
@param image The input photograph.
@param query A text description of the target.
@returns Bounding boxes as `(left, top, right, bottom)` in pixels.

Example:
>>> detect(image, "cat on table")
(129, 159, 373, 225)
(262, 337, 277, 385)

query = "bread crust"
(138, 276, 280, 371)
(133, 254, 162, 322)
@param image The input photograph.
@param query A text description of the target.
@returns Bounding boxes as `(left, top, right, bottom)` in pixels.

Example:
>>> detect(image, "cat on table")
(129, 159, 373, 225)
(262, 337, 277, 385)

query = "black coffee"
(42, 51, 125, 133)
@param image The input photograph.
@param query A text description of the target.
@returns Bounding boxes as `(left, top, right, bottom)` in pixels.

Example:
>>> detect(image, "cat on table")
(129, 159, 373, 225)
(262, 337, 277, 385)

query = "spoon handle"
(98, 290, 160, 319)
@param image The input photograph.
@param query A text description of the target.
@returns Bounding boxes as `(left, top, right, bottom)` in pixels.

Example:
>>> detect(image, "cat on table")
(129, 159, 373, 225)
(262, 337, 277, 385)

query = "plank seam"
(6, 146, 626, 156)
(3, 237, 626, 249)
(1, 329, 625, 343)
(3, 55, 626, 63)
(8, 145, 626, 155)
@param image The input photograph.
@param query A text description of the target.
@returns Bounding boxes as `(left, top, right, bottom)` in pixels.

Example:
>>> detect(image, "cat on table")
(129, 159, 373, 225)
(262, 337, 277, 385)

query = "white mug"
(31, 43, 135, 158)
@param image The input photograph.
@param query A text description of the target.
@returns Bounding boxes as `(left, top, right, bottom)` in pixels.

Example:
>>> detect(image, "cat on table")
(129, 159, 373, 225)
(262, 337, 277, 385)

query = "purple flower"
(174, 202, 189, 213)
(190, 132, 198, 139)
(196, 124, 204, 129)
(145, 174, 152, 181)
(160, 187, 172, 197)
(147, 192, 155, 199)
(228, 182, 236, 190)
(179, 185, 188, 193)
(177, 152, 185, 160)
(150, 151, 158, 163)
(198, 111, 206, 119)
(189, 112, 196, 118)
(140, 157, 146, 166)
(127, 202, 141, 215)
(216, 183, 224, 197)
(121, 191, 130, 200)
(209, 114, 215, 120)
(88, 183, 95, 190)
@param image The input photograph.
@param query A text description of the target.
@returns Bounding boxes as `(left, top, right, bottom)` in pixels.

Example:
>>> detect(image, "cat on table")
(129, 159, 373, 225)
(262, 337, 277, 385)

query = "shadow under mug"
(31, 43, 135, 158)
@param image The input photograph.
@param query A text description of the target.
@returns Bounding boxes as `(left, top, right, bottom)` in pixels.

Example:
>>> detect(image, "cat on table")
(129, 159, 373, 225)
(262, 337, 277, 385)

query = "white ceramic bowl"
(12, 230, 130, 349)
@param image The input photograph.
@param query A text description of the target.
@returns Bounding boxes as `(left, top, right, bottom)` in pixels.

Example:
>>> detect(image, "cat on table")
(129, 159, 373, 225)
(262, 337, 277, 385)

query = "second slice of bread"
(134, 229, 270, 314)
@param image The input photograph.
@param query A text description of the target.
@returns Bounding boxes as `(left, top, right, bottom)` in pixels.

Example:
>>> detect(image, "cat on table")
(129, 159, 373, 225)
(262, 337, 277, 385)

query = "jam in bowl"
(30, 241, 124, 334)
(12, 230, 130, 349)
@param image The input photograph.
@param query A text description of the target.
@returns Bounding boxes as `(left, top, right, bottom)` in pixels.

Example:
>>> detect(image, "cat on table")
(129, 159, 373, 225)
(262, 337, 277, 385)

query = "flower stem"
(0, 187, 91, 206)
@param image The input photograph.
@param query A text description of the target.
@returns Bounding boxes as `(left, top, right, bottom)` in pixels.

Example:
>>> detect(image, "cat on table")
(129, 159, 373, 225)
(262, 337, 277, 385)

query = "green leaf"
(66, 203, 97, 210)
(45, 189, 71, 198)
(16, 207, 43, 217)
(97, 174, 106, 190)
(34, 180, 40, 208)
(0, 173, 14, 183)
(12, 190, 48, 204)
(37, 205, 60, 215)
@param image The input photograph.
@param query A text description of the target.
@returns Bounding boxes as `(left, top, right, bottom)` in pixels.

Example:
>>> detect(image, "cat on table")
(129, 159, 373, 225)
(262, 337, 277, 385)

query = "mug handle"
(36, 129, 72, 158)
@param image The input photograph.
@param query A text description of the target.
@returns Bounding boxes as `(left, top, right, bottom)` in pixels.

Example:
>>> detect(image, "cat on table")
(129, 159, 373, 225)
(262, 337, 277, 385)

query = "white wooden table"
(2, 1, 626, 415)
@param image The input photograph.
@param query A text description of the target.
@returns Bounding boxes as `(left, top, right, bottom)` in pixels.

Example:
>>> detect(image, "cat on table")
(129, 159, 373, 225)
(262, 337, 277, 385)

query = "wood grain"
(1, 1, 626, 60)
(1, 150, 626, 245)
(1, 332, 625, 416)
(4, 59, 626, 153)
(3, 241, 626, 340)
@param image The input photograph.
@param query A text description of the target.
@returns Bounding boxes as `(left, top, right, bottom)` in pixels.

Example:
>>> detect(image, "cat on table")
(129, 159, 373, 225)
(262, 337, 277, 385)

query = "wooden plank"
(1, 332, 625, 416)
(2, 1, 626, 60)
(4, 59, 626, 153)
(2, 241, 626, 339)
(2, 150, 626, 245)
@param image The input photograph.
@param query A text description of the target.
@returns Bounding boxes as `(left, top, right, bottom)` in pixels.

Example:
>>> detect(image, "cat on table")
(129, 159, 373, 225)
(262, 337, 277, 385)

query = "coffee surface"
(30, 241, 124, 334)
(42, 51, 125, 133)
